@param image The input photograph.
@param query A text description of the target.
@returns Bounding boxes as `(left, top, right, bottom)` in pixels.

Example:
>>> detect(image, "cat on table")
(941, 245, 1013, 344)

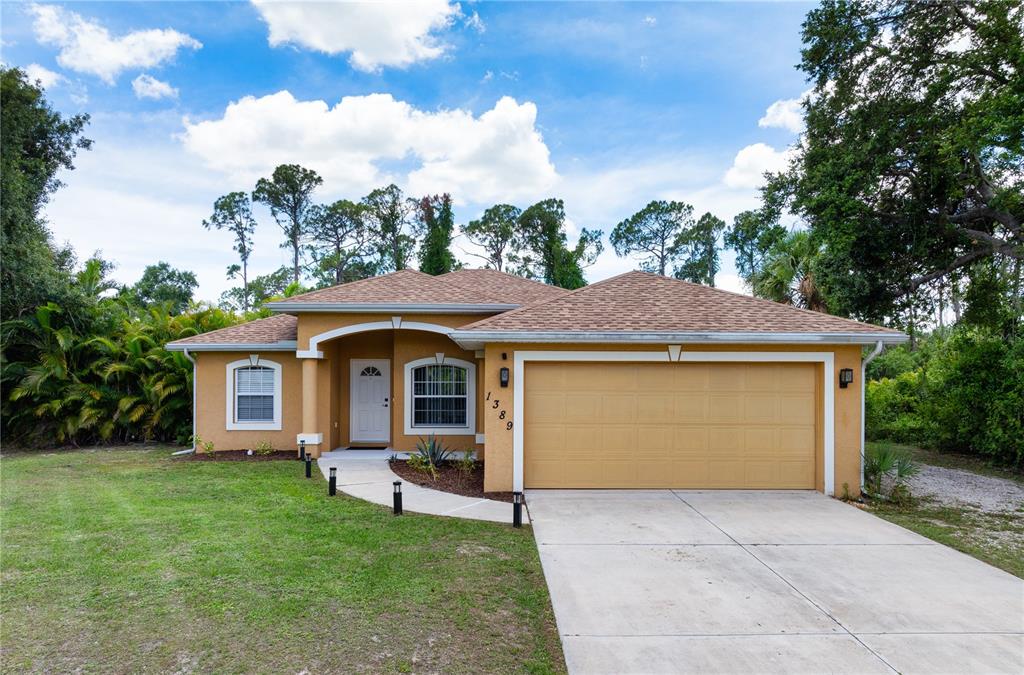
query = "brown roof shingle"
(168, 314, 297, 346)
(270, 269, 506, 306)
(439, 269, 568, 305)
(459, 271, 904, 336)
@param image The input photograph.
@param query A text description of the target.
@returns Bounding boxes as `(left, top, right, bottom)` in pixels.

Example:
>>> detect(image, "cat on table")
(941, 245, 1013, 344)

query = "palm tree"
(752, 231, 827, 312)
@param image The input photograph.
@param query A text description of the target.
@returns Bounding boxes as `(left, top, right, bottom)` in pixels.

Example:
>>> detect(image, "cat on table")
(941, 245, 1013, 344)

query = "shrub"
(414, 434, 454, 467)
(863, 443, 920, 501)
(865, 370, 926, 443)
(254, 440, 274, 456)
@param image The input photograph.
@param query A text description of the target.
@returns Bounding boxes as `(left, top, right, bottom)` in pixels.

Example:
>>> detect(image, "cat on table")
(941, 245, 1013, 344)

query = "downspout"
(860, 340, 884, 492)
(169, 346, 195, 456)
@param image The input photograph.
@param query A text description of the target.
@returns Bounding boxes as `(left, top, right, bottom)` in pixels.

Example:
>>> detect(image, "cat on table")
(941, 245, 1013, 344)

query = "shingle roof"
(458, 271, 905, 336)
(168, 314, 297, 346)
(439, 269, 568, 305)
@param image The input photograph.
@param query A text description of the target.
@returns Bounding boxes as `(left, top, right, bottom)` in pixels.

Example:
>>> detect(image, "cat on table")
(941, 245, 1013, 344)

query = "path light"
(328, 466, 337, 496)
(513, 492, 523, 528)
(393, 481, 403, 515)
(299, 439, 306, 461)
(305, 453, 312, 479)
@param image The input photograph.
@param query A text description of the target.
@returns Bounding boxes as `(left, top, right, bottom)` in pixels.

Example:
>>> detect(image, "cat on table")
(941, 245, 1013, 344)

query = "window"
(235, 366, 275, 422)
(226, 358, 282, 431)
(404, 357, 475, 435)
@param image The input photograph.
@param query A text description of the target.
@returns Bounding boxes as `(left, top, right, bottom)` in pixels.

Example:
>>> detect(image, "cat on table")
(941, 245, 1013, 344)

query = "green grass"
(862, 442, 1024, 579)
(866, 498, 1024, 579)
(0, 447, 565, 673)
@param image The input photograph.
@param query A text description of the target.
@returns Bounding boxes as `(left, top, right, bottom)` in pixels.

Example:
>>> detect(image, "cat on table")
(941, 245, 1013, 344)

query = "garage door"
(523, 361, 818, 489)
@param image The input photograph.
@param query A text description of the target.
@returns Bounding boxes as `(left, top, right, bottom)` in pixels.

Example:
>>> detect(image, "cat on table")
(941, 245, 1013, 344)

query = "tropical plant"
(412, 434, 456, 479)
(751, 231, 827, 312)
(863, 443, 920, 501)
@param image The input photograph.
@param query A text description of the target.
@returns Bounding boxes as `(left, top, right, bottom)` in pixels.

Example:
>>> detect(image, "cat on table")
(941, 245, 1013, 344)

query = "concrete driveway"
(527, 490, 1024, 675)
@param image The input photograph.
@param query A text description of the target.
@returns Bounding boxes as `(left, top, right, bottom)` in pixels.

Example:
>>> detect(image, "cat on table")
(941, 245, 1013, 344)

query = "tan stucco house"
(166, 268, 907, 495)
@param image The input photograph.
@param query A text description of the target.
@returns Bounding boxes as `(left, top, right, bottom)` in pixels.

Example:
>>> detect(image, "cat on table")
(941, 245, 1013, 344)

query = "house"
(166, 268, 907, 495)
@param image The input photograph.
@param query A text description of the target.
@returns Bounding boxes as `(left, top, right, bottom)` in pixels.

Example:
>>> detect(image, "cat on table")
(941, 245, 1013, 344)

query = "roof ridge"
(442, 267, 566, 292)
(282, 268, 435, 303)
(459, 270, 637, 330)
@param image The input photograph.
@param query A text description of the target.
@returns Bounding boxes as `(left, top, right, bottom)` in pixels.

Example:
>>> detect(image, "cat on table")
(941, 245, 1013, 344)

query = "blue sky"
(1, 1, 811, 302)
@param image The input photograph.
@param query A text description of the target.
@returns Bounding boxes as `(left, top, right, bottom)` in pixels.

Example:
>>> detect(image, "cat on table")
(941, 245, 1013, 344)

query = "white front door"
(350, 359, 390, 443)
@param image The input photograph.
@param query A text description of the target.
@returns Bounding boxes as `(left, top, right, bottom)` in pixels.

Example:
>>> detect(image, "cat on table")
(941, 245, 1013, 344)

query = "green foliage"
(1, 67, 92, 321)
(865, 371, 927, 443)
(610, 200, 694, 276)
(767, 0, 1023, 323)
(463, 204, 522, 271)
(254, 440, 274, 456)
(252, 164, 323, 284)
(203, 192, 256, 311)
(362, 184, 416, 271)
(414, 434, 455, 467)
(673, 212, 726, 286)
(866, 329, 1024, 467)
(416, 194, 457, 275)
(220, 266, 291, 311)
(406, 452, 435, 478)
(863, 442, 919, 502)
(306, 199, 374, 286)
(751, 231, 827, 311)
(2, 297, 239, 447)
(921, 329, 1024, 466)
(120, 262, 198, 315)
(515, 199, 602, 289)
(725, 209, 786, 284)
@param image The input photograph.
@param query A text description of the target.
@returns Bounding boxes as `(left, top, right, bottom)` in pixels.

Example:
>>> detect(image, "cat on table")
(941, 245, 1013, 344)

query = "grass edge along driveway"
(0, 446, 565, 674)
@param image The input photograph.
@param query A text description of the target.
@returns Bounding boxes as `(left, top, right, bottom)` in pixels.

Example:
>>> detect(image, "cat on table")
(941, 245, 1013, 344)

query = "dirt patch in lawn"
(389, 460, 516, 503)
(186, 450, 296, 462)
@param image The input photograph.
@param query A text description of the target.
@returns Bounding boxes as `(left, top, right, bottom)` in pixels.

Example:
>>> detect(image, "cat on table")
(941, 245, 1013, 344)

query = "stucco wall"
(481, 343, 864, 496)
(193, 350, 303, 452)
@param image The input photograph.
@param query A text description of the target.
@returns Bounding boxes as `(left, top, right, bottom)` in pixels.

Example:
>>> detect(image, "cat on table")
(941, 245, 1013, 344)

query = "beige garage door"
(523, 361, 818, 489)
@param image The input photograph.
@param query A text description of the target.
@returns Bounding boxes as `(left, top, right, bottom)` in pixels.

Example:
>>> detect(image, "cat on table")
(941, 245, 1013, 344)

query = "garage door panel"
(601, 394, 637, 423)
(524, 362, 816, 489)
(674, 394, 708, 421)
(564, 394, 601, 422)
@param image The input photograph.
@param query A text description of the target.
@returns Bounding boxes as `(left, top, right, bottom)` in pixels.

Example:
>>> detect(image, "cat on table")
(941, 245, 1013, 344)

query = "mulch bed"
(389, 460, 515, 503)
(186, 450, 297, 462)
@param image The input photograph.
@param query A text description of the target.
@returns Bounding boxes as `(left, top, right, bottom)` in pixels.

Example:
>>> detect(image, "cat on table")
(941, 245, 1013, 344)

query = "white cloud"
(28, 3, 201, 84)
(181, 91, 558, 205)
(465, 11, 486, 34)
(643, 16, 657, 27)
(758, 90, 809, 134)
(481, 69, 493, 83)
(132, 73, 178, 99)
(24, 62, 64, 88)
(723, 142, 792, 190)
(251, 0, 460, 72)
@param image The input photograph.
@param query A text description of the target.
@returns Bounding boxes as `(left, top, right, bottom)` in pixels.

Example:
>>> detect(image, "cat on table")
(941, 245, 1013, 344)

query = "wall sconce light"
(499, 367, 509, 388)
(839, 368, 854, 388)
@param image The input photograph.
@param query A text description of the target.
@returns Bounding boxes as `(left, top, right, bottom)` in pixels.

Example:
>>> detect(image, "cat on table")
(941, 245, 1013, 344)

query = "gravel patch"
(910, 464, 1024, 513)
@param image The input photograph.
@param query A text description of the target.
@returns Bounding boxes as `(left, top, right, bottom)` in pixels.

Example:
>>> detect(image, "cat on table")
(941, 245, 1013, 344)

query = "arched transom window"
(404, 357, 476, 435)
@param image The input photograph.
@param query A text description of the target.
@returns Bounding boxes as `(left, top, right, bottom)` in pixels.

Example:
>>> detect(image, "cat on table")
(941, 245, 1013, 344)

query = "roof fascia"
(165, 341, 298, 352)
(449, 331, 909, 350)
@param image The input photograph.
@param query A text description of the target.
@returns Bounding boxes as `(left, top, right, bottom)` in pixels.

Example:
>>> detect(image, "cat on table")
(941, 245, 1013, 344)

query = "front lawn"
(0, 447, 564, 673)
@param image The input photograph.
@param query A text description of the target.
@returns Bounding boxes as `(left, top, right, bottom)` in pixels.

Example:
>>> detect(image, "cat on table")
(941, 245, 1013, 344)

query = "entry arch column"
(298, 353, 324, 457)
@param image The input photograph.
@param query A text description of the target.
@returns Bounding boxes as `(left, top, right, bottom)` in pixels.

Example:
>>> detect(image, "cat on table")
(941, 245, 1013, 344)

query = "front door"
(350, 359, 390, 443)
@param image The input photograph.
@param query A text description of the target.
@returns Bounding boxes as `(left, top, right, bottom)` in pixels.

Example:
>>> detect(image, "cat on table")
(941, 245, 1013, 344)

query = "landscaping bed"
(390, 460, 516, 503)
(187, 449, 296, 461)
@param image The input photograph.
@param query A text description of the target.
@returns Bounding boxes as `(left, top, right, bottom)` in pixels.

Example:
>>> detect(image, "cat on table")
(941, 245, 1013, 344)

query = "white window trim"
(512, 350, 836, 495)
(403, 356, 476, 436)
(225, 358, 283, 431)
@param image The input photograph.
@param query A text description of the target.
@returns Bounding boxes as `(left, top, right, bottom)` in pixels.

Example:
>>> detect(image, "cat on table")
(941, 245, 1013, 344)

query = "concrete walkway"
(528, 490, 1024, 675)
(317, 450, 526, 525)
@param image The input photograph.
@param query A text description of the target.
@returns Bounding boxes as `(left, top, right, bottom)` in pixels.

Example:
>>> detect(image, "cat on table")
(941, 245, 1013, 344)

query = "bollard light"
(512, 491, 523, 528)
(304, 453, 312, 479)
(393, 480, 403, 515)
(328, 466, 337, 496)
(299, 439, 306, 461)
